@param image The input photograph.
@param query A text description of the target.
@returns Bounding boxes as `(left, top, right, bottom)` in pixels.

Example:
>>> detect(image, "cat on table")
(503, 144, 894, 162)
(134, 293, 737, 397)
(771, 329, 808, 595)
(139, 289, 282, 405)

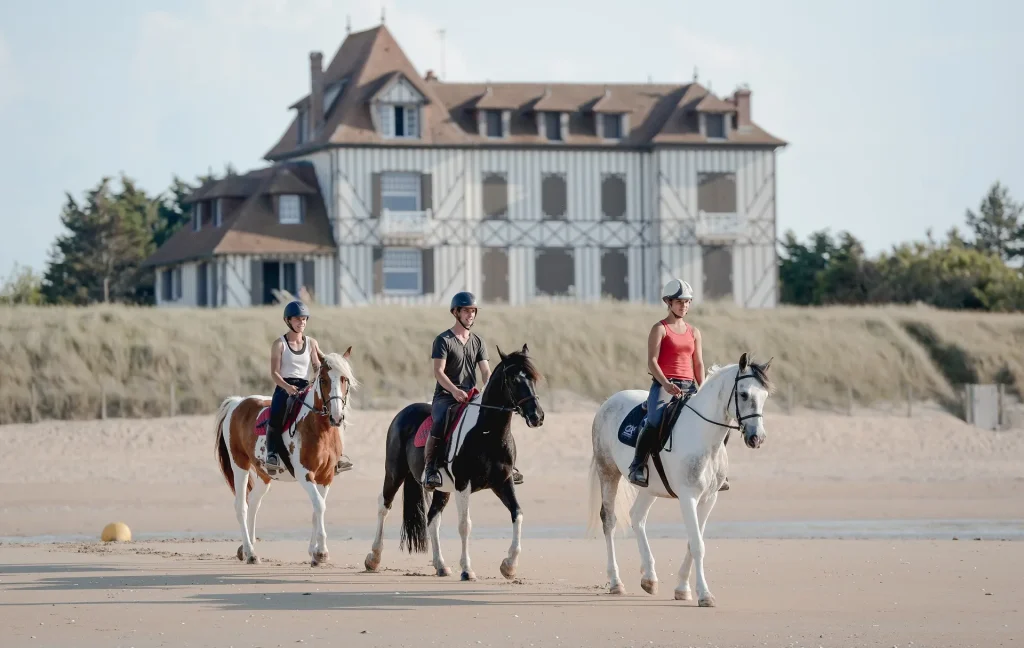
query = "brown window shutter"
(302, 260, 315, 298)
(421, 248, 434, 295)
(372, 247, 383, 295)
(421, 173, 433, 213)
(371, 173, 382, 218)
(250, 260, 263, 305)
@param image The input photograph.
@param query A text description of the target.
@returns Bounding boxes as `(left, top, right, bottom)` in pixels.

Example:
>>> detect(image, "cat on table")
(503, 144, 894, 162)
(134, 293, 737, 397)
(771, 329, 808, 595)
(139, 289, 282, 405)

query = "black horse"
(363, 344, 544, 581)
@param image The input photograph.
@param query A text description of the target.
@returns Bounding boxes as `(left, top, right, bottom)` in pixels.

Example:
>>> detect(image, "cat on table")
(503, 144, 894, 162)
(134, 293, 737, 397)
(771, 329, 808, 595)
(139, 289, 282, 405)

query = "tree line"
(779, 182, 1024, 311)
(2, 174, 1022, 312)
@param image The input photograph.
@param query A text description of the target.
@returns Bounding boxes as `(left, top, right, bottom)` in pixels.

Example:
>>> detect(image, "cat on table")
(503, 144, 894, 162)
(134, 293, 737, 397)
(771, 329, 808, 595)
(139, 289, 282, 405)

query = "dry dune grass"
(0, 301, 1021, 423)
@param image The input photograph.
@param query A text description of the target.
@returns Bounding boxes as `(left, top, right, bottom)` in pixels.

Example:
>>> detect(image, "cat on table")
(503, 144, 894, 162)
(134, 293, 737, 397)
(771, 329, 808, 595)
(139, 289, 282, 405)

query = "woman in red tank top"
(627, 278, 709, 489)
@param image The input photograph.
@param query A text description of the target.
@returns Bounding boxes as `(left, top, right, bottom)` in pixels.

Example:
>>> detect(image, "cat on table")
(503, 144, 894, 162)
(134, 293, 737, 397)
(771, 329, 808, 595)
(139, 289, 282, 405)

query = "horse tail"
(214, 397, 245, 496)
(399, 477, 428, 553)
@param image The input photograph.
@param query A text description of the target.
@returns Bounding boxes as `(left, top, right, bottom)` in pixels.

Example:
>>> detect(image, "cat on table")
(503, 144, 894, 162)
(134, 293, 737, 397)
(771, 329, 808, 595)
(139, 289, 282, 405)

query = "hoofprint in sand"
(0, 406, 1022, 647)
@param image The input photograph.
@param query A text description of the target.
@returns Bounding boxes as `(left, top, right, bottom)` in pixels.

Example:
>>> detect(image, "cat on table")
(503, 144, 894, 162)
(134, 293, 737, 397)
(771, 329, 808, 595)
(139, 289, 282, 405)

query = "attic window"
(297, 108, 309, 144)
(706, 114, 726, 139)
(192, 203, 203, 231)
(601, 114, 622, 140)
(379, 104, 420, 139)
(485, 110, 503, 138)
(213, 199, 223, 227)
(278, 194, 302, 224)
(544, 112, 562, 141)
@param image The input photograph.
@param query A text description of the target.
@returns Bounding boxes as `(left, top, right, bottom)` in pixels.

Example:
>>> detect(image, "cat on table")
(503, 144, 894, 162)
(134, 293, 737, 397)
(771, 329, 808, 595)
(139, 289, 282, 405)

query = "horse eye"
(740, 393, 749, 401)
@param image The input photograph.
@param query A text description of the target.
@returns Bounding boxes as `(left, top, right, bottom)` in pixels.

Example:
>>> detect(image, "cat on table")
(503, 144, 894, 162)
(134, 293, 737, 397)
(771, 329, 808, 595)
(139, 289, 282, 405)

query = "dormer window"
(597, 113, 627, 141)
(192, 202, 203, 231)
(278, 194, 303, 224)
(213, 199, 222, 227)
(706, 113, 726, 139)
(484, 110, 503, 138)
(379, 104, 420, 139)
(297, 108, 309, 143)
(544, 112, 563, 141)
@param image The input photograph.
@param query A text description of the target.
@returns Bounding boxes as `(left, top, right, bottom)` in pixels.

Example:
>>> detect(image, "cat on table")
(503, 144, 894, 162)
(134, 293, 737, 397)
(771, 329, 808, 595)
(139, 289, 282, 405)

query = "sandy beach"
(2, 406, 1023, 647)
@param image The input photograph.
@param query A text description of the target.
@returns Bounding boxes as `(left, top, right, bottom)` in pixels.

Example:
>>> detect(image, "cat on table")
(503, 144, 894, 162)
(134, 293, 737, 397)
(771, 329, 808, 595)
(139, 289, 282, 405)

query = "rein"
(461, 362, 538, 418)
(680, 369, 763, 430)
(295, 366, 349, 423)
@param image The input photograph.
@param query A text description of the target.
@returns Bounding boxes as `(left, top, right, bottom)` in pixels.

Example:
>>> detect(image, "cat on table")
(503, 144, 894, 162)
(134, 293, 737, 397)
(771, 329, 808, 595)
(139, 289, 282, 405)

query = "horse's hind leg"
(308, 484, 330, 565)
(246, 475, 271, 549)
(679, 493, 715, 607)
(365, 462, 407, 572)
(675, 491, 717, 602)
(455, 485, 476, 581)
(233, 468, 259, 564)
(299, 474, 329, 567)
(492, 478, 523, 580)
(427, 491, 451, 576)
(599, 469, 626, 595)
(630, 490, 658, 595)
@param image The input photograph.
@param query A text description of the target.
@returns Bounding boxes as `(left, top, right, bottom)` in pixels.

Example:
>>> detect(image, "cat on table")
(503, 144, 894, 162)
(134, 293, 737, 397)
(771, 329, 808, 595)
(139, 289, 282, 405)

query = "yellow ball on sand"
(101, 522, 131, 542)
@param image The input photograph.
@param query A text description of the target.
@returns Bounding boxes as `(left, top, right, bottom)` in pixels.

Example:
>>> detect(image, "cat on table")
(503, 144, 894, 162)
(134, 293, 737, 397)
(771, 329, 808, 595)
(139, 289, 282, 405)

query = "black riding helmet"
(449, 291, 478, 313)
(283, 300, 310, 333)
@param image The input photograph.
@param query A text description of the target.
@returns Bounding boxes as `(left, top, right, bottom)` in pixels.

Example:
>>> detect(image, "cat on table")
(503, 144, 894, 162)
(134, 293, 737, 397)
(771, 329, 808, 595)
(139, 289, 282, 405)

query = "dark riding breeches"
(429, 394, 458, 440)
(268, 377, 309, 453)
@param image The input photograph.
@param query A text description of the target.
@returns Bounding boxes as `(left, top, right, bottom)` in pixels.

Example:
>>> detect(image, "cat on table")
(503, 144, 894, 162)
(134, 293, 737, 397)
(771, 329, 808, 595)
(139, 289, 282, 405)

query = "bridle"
(299, 364, 349, 426)
(465, 362, 539, 419)
(679, 368, 764, 431)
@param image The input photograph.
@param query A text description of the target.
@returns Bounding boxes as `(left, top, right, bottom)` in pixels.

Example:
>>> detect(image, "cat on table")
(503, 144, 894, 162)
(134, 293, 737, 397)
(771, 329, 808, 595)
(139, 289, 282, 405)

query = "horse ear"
(343, 346, 352, 360)
(521, 343, 529, 355)
(739, 352, 749, 371)
(497, 345, 507, 361)
(762, 356, 773, 372)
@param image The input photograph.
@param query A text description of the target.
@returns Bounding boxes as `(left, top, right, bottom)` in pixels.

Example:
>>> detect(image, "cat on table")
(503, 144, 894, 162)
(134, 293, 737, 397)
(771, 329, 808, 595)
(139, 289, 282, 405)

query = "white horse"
(587, 352, 774, 606)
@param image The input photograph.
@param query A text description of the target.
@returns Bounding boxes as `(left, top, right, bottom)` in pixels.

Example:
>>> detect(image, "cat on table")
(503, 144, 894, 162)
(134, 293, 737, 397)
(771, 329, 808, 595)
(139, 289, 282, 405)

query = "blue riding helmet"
(450, 291, 478, 312)
(283, 300, 310, 320)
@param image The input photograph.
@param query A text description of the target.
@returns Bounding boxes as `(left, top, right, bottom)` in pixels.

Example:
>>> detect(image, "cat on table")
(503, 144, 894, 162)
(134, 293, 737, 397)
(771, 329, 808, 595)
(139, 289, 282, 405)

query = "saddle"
(254, 386, 312, 438)
(413, 388, 479, 449)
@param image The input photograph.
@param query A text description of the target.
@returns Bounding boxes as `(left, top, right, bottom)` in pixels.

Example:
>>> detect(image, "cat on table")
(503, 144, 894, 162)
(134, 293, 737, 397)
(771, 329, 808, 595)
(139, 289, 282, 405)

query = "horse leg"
(299, 473, 329, 567)
(246, 475, 271, 550)
(427, 491, 452, 576)
(233, 467, 259, 564)
(491, 478, 523, 580)
(674, 492, 717, 601)
(679, 494, 715, 606)
(599, 470, 626, 595)
(365, 462, 407, 572)
(630, 490, 658, 595)
(455, 485, 476, 581)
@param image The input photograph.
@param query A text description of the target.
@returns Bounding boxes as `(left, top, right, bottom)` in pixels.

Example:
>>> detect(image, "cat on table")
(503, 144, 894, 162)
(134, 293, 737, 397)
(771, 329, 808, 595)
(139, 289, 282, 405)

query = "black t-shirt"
(431, 329, 489, 399)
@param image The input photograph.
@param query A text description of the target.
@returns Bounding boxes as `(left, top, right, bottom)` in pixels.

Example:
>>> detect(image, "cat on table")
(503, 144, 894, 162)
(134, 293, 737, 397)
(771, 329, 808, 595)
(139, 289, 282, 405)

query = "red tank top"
(656, 320, 695, 380)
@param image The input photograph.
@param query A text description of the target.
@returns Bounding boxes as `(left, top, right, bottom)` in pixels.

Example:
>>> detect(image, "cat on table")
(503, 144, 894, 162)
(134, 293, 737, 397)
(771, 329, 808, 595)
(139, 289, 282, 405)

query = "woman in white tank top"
(264, 300, 352, 475)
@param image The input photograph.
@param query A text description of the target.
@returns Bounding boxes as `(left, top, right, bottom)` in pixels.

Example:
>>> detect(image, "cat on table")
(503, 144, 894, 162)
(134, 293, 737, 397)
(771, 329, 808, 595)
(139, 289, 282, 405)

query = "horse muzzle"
(330, 413, 345, 427)
(744, 431, 764, 449)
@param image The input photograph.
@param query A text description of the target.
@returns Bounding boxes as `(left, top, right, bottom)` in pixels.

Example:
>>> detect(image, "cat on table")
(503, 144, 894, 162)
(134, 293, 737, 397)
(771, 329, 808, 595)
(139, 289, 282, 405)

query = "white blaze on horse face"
(739, 381, 768, 447)
(327, 366, 344, 423)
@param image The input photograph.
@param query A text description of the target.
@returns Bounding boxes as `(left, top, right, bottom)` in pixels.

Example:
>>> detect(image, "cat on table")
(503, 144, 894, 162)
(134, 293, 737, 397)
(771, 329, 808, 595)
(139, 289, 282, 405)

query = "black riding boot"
(423, 435, 443, 490)
(265, 423, 284, 473)
(627, 423, 656, 487)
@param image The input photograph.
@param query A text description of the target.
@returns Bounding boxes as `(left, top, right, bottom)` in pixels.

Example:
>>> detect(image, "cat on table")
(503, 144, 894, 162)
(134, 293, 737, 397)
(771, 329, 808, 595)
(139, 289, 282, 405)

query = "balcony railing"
(695, 211, 746, 240)
(380, 208, 432, 239)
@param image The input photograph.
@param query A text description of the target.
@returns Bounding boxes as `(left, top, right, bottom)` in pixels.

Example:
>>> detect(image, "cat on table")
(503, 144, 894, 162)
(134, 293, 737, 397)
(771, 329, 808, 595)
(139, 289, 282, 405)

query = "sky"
(1, 0, 1020, 275)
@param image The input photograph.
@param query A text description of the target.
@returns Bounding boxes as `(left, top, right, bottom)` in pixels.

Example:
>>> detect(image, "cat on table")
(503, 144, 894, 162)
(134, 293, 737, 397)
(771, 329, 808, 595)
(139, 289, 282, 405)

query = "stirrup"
(627, 464, 649, 488)
(264, 452, 285, 475)
(423, 468, 442, 489)
(512, 467, 524, 485)
(334, 455, 354, 476)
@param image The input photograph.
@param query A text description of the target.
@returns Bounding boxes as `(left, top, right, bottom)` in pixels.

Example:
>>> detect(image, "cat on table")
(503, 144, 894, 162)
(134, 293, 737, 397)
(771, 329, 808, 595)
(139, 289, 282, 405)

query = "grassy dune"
(0, 302, 1022, 424)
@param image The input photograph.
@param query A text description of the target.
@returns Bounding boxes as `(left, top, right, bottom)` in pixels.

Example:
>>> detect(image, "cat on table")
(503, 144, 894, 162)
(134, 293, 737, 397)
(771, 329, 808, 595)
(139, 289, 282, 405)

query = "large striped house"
(145, 24, 787, 308)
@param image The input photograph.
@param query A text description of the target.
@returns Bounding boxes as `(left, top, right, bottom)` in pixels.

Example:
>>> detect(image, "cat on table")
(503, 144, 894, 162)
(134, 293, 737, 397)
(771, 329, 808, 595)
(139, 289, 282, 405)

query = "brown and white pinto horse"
(214, 347, 358, 566)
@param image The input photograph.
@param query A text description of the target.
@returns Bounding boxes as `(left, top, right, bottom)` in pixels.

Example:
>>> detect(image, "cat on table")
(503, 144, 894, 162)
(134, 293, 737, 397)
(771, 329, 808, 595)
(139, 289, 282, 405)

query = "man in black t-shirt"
(423, 291, 491, 490)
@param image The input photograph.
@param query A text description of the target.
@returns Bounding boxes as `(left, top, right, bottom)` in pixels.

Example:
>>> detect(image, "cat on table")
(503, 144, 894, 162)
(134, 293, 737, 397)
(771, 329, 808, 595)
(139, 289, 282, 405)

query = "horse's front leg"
(232, 467, 259, 564)
(630, 490, 658, 595)
(246, 475, 271, 550)
(675, 491, 717, 601)
(679, 493, 714, 606)
(299, 474, 329, 567)
(427, 491, 452, 576)
(492, 477, 523, 580)
(454, 485, 476, 581)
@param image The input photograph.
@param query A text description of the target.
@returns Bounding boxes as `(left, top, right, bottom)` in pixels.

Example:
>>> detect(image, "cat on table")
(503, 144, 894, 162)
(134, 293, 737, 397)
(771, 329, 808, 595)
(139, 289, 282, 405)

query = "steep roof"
(265, 25, 786, 159)
(143, 162, 335, 267)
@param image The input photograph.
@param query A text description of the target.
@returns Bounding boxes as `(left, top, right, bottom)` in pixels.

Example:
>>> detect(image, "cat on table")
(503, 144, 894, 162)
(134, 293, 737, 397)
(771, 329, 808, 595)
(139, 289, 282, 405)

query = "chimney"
(309, 51, 324, 135)
(425, 69, 438, 82)
(734, 86, 752, 129)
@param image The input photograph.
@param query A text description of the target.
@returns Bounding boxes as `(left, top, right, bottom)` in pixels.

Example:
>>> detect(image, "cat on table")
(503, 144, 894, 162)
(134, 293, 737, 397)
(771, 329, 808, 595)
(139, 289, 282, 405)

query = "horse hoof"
(499, 559, 516, 580)
(698, 594, 716, 607)
(641, 578, 658, 595)
(674, 589, 693, 601)
(609, 583, 626, 595)
(311, 551, 329, 567)
(436, 565, 451, 577)
(460, 570, 477, 582)
(246, 555, 260, 565)
(236, 545, 245, 561)
(364, 553, 381, 572)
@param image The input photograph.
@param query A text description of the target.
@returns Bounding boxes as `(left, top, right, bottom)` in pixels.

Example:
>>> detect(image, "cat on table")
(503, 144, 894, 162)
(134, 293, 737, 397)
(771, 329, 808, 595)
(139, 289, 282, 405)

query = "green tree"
(0, 263, 44, 305)
(41, 175, 157, 305)
(965, 181, 1023, 263)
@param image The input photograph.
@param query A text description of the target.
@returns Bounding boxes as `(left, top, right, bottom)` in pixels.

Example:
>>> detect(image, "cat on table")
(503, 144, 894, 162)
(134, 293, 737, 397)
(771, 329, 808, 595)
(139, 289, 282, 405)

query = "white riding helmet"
(661, 278, 694, 301)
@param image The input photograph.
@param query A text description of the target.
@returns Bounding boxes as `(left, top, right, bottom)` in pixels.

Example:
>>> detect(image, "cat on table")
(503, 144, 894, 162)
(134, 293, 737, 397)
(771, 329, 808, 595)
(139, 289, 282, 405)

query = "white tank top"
(279, 335, 311, 379)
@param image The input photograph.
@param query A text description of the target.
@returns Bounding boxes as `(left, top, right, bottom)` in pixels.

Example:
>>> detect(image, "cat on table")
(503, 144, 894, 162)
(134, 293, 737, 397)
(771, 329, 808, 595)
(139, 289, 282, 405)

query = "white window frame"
(192, 202, 202, 231)
(600, 113, 623, 140)
(705, 113, 727, 140)
(381, 172, 421, 212)
(278, 194, 302, 224)
(382, 247, 423, 295)
(213, 199, 222, 227)
(378, 103, 420, 139)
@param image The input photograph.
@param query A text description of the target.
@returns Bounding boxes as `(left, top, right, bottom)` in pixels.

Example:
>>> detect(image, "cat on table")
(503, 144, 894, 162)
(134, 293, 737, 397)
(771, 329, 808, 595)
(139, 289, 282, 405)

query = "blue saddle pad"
(617, 402, 648, 448)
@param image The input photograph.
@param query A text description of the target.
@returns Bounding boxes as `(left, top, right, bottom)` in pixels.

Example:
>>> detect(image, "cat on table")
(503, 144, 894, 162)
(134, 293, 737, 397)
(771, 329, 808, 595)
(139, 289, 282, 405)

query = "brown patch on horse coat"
(298, 386, 342, 486)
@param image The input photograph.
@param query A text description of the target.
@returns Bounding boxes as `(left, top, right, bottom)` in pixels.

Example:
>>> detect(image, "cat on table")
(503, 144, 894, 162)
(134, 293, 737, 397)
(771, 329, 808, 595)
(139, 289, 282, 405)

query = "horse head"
(493, 343, 545, 429)
(729, 352, 774, 449)
(313, 346, 359, 428)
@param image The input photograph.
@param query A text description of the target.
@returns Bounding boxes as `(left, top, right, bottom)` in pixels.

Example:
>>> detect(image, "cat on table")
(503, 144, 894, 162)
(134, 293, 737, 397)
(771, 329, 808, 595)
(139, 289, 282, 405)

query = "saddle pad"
(616, 402, 648, 448)
(413, 388, 479, 448)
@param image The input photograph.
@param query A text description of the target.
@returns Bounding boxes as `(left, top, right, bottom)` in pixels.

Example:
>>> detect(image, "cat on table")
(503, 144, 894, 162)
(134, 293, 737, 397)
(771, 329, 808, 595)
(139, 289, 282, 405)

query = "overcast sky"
(1, 0, 1019, 275)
